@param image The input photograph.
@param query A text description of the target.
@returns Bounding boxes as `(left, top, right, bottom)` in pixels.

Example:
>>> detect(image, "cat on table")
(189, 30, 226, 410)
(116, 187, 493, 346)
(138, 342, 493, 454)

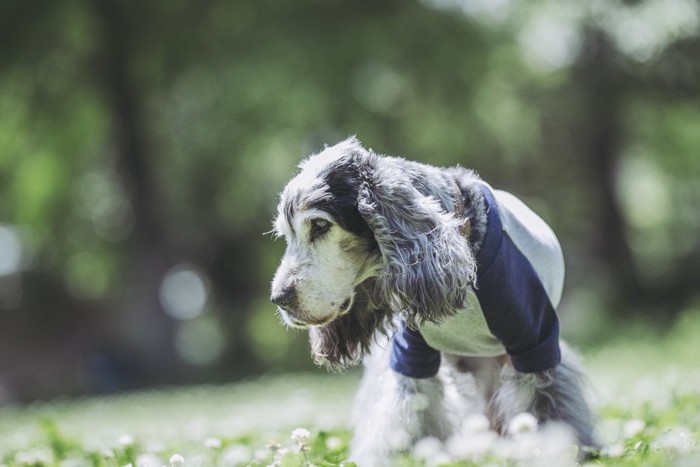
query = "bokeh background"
(1, 0, 699, 404)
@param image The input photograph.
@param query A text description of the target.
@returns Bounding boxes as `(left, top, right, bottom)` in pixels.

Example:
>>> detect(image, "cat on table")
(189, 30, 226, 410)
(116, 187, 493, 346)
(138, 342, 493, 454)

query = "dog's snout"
(271, 286, 297, 309)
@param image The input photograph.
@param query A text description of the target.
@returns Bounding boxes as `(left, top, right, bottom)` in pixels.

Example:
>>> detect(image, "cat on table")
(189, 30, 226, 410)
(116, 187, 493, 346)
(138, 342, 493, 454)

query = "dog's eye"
(309, 218, 331, 240)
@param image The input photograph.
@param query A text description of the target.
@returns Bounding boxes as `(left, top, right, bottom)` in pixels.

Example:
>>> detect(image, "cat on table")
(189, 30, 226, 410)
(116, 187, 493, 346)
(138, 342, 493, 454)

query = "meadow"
(1, 308, 699, 467)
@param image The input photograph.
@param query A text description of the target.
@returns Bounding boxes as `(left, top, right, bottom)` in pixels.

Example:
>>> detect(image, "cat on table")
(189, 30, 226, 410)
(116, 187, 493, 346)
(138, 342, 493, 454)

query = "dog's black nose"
(271, 286, 297, 309)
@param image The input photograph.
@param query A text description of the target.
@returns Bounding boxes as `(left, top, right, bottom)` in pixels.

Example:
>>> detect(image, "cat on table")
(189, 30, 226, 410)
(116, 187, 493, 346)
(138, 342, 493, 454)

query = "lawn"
(1, 309, 699, 467)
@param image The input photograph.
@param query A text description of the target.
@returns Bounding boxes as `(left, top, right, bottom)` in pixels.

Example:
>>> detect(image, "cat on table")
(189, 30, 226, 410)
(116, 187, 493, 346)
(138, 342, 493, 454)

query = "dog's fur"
(270, 138, 596, 465)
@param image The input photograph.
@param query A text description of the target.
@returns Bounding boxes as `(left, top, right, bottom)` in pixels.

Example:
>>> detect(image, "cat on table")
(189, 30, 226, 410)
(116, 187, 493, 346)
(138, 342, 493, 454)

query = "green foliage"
(39, 418, 78, 461)
(1, 0, 700, 400)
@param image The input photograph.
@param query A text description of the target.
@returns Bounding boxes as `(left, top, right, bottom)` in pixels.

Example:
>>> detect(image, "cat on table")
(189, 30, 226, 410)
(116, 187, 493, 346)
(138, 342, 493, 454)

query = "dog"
(270, 137, 596, 465)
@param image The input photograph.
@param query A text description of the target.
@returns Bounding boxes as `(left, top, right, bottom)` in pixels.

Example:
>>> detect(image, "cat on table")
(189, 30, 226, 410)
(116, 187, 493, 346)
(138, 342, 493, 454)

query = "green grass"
(1, 309, 700, 467)
(0, 374, 358, 466)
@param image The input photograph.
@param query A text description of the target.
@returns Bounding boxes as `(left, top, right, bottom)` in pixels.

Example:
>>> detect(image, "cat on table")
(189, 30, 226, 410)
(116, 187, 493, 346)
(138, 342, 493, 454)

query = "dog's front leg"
(490, 346, 597, 449)
(351, 352, 461, 466)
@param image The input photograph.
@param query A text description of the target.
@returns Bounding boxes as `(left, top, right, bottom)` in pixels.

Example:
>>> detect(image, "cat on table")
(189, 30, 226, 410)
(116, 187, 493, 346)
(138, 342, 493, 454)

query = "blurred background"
(0, 0, 699, 404)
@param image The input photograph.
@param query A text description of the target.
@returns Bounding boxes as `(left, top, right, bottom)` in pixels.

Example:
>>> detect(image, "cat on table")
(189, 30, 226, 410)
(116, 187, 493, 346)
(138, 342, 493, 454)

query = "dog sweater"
(390, 182, 564, 376)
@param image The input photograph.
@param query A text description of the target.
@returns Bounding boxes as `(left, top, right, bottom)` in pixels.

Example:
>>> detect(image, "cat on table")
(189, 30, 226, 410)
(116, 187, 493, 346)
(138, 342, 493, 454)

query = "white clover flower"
(536, 422, 578, 464)
(325, 436, 343, 450)
(169, 454, 185, 467)
(462, 414, 491, 434)
(446, 430, 498, 460)
(136, 453, 162, 467)
(275, 447, 289, 457)
(653, 427, 695, 453)
(119, 434, 135, 446)
(413, 437, 443, 460)
(622, 419, 646, 438)
(602, 443, 626, 457)
(220, 445, 252, 466)
(387, 429, 412, 450)
(414, 437, 453, 465)
(290, 428, 311, 451)
(507, 412, 539, 436)
(204, 438, 222, 449)
(253, 449, 269, 461)
(267, 441, 283, 453)
(501, 431, 543, 461)
(268, 446, 289, 467)
(14, 449, 54, 466)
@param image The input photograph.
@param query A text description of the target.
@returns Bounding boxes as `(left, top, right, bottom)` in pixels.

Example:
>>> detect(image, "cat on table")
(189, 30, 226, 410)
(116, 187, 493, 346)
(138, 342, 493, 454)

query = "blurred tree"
(0, 0, 698, 402)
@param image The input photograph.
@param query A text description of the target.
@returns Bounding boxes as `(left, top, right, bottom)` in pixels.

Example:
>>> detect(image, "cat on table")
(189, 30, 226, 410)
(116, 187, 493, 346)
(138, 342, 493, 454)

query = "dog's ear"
(357, 156, 476, 325)
(309, 285, 390, 370)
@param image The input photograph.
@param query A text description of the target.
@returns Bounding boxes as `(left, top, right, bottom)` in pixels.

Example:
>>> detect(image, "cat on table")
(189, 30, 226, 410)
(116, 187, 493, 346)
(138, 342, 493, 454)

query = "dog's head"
(270, 137, 476, 368)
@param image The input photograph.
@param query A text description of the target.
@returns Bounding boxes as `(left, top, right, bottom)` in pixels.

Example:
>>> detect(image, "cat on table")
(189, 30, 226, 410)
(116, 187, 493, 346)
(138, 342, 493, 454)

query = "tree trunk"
(91, 0, 179, 383)
(574, 28, 644, 307)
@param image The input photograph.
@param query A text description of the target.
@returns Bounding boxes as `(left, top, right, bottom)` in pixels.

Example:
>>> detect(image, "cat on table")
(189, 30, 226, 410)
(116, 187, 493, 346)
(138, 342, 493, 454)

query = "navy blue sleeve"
(475, 185, 561, 373)
(389, 185, 562, 378)
(390, 321, 441, 378)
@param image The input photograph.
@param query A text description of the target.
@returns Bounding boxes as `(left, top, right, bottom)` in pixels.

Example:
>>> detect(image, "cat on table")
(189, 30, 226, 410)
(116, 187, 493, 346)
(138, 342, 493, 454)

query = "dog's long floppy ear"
(357, 156, 476, 325)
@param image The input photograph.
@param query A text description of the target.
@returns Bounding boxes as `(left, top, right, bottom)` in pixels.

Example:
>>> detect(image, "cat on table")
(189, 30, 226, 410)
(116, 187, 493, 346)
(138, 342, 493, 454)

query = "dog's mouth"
(281, 312, 337, 329)
(278, 296, 354, 329)
(338, 297, 353, 315)
(282, 313, 313, 329)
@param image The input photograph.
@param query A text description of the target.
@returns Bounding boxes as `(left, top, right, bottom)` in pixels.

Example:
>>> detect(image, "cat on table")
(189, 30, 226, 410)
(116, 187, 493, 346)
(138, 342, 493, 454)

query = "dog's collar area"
(474, 183, 504, 273)
(451, 178, 472, 241)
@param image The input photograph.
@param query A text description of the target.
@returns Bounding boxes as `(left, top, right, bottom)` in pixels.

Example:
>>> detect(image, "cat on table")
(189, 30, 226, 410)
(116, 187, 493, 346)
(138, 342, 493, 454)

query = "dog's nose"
(271, 286, 297, 310)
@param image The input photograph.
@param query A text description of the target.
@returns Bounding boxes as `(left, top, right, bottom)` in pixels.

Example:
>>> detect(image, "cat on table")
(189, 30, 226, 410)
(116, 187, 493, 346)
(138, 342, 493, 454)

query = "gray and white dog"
(270, 137, 596, 465)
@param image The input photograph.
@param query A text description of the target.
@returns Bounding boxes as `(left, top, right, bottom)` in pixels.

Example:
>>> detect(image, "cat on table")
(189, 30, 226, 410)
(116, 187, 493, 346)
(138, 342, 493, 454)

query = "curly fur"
(270, 137, 598, 465)
(357, 153, 477, 327)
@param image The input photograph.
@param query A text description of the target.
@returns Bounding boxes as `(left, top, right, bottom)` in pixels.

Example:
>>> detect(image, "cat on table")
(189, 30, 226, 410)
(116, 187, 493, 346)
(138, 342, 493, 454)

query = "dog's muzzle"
(270, 286, 297, 311)
(271, 287, 354, 328)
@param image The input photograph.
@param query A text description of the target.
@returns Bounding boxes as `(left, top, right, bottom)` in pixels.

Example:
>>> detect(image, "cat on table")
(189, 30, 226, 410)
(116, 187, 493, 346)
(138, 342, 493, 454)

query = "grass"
(1, 309, 699, 466)
(0, 374, 358, 466)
